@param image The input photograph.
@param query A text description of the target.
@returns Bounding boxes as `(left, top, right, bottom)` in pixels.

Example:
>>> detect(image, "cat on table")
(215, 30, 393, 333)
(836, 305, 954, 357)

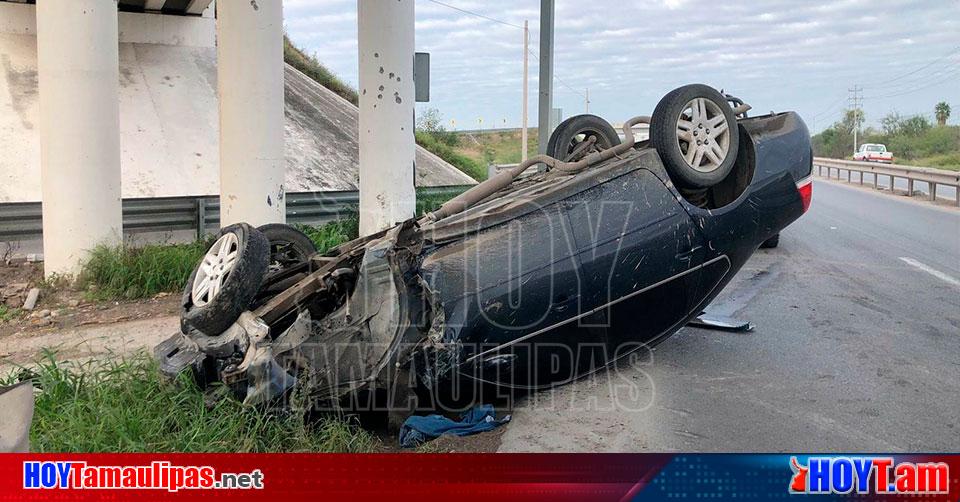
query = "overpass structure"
(1, 0, 273, 276)
(4, 0, 215, 16)
(1, 0, 448, 276)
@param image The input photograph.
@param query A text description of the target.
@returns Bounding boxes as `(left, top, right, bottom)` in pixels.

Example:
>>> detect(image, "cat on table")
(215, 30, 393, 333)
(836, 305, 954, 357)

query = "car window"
(866, 145, 883, 152)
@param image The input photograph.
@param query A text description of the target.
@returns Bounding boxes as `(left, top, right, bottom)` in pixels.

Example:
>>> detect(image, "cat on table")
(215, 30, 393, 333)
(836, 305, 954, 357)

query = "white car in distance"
(854, 143, 893, 163)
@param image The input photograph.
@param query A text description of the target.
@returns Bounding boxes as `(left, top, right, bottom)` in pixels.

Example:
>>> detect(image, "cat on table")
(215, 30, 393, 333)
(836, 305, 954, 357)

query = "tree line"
(812, 102, 957, 169)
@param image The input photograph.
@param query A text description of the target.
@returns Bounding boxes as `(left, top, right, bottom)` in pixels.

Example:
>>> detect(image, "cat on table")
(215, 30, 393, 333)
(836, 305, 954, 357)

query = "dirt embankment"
(1, 261, 179, 369)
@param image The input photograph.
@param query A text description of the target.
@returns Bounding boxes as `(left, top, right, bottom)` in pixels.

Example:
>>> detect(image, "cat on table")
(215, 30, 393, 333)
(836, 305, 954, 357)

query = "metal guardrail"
(0, 185, 472, 242)
(813, 157, 960, 207)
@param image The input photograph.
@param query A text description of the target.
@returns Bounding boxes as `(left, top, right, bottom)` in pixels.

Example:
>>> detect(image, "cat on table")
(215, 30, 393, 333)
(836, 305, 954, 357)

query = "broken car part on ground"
(156, 84, 813, 414)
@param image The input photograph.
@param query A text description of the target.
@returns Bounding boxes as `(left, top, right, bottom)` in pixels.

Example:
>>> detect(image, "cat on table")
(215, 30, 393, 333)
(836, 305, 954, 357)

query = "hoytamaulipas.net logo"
(23, 461, 264, 492)
(789, 456, 949, 495)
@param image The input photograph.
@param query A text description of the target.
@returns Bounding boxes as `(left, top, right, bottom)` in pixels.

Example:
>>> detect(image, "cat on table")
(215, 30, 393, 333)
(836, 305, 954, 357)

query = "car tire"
(651, 84, 740, 188)
(546, 114, 621, 162)
(180, 223, 270, 336)
(258, 223, 317, 272)
(760, 233, 780, 249)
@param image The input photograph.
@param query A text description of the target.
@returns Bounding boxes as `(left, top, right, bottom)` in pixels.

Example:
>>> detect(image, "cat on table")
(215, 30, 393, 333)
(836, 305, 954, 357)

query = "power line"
(424, 0, 588, 102)
(864, 66, 960, 100)
(819, 108, 845, 125)
(527, 49, 586, 99)
(423, 0, 524, 29)
(864, 45, 960, 90)
(811, 94, 846, 119)
(862, 60, 960, 94)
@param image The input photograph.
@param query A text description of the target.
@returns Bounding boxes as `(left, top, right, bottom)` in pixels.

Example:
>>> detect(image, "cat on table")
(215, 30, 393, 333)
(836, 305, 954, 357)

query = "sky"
(284, 0, 959, 133)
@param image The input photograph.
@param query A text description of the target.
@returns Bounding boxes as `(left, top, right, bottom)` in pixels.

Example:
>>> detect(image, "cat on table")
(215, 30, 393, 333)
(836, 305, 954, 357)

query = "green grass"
(284, 35, 358, 105)
(297, 218, 359, 254)
(75, 189, 462, 301)
(297, 188, 466, 251)
(4, 353, 375, 452)
(451, 129, 540, 169)
(442, 128, 538, 176)
(416, 131, 488, 181)
(0, 304, 23, 322)
(417, 190, 463, 216)
(79, 241, 210, 300)
(904, 152, 960, 171)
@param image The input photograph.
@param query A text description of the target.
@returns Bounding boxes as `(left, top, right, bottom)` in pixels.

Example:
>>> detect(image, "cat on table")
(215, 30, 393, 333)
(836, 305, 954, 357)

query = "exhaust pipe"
(424, 116, 652, 223)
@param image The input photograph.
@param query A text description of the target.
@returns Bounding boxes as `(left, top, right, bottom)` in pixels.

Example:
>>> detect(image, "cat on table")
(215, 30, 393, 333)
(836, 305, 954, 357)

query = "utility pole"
(585, 88, 590, 113)
(537, 0, 555, 155)
(848, 85, 863, 155)
(521, 20, 529, 161)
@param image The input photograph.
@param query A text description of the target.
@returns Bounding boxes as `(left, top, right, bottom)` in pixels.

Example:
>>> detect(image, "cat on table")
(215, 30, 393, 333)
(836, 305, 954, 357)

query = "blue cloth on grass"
(398, 404, 511, 448)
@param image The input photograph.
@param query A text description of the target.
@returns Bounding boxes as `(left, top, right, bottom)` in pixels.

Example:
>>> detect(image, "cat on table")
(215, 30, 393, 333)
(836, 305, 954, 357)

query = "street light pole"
(521, 20, 529, 161)
(537, 0, 555, 155)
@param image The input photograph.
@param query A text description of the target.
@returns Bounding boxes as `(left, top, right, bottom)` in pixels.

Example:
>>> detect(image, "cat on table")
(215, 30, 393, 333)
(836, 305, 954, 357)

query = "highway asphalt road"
(500, 178, 960, 452)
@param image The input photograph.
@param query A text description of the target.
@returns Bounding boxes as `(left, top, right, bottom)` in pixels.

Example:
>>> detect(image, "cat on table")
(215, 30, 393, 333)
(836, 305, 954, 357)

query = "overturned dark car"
(157, 84, 813, 412)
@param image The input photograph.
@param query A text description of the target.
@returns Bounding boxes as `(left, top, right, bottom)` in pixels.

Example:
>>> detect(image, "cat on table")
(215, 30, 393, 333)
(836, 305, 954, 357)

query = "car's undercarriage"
(157, 84, 813, 415)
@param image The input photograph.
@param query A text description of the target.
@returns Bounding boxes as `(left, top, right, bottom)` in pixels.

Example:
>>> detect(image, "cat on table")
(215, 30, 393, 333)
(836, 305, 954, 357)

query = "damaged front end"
(157, 220, 445, 409)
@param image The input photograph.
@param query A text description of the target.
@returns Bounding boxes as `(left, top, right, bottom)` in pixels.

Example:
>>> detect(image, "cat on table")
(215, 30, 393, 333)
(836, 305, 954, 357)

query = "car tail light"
(797, 176, 812, 213)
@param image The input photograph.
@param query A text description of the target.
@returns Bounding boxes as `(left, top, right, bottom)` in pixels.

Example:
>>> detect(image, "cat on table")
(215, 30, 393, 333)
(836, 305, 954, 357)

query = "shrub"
(814, 111, 959, 168)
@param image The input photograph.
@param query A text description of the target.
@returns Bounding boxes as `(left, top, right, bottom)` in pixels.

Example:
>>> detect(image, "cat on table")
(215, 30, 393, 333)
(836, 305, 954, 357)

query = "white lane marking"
(899, 257, 960, 288)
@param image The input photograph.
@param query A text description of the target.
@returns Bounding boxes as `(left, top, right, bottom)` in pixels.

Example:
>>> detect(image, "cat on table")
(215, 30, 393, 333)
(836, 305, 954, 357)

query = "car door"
(420, 197, 588, 389)
(563, 166, 705, 356)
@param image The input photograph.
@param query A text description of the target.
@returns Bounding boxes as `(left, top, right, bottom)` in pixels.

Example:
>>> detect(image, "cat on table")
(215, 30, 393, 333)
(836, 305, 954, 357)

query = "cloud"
(284, 0, 960, 132)
(662, 0, 690, 9)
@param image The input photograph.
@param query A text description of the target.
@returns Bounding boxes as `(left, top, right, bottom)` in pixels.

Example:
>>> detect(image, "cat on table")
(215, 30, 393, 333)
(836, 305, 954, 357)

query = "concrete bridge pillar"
(357, 0, 417, 235)
(36, 0, 122, 277)
(217, 0, 286, 227)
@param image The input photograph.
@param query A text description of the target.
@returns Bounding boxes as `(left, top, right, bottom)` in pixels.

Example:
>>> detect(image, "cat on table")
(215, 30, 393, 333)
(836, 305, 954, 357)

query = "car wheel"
(546, 114, 621, 162)
(180, 223, 269, 336)
(258, 223, 317, 274)
(760, 233, 780, 249)
(651, 84, 740, 188)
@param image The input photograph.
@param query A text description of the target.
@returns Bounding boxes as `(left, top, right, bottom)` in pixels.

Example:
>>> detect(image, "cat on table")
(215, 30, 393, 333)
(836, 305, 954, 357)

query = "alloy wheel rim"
(191, 232, 240, 307)
(675, 97, 731, 173)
